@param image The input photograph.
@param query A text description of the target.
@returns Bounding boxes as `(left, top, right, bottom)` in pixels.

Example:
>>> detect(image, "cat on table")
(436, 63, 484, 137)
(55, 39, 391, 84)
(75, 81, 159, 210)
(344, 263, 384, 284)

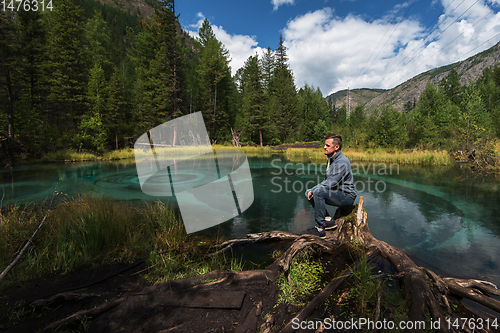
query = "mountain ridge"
(326, 41, 500, 113)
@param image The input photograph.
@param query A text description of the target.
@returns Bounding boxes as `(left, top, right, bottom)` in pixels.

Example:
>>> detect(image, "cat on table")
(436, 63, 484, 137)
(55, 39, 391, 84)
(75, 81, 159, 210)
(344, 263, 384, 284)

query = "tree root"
(205, 196, 500, 332)
(42, 297, 126, 333)
(280, 248, 379, 333)
(206, 231, 299, 258)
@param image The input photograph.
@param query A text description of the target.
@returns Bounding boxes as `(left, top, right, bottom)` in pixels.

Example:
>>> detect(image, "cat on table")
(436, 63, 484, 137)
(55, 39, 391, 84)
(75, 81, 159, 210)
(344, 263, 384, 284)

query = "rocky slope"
(326, 88, 387, 113)
(95, 0, 157, 18)
(327, 41, 500, 113)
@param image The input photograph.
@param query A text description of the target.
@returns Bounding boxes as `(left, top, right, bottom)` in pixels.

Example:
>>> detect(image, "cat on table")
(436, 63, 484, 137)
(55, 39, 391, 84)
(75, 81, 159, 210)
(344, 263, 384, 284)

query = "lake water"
(1, 155, 499, 287)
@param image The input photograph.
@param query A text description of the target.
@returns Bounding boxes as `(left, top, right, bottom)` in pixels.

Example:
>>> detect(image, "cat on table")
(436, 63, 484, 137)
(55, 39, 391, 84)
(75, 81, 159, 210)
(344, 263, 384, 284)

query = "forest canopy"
(1, 0, 499, 156)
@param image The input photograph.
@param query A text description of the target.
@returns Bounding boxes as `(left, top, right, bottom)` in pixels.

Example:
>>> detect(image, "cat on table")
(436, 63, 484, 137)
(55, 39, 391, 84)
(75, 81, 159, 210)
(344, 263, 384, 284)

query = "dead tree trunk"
(231, 127, 243, 147)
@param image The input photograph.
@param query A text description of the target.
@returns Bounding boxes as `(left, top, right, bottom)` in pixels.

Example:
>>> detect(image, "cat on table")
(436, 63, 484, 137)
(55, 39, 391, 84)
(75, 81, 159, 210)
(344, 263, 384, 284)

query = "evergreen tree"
(85, 12, 113, 77)
(0, 11, 17, 138)
(369, 106, 408, 147)
(270, 35, 298, 143)
(106, 68, 127, 149)
(458, 82, 493, 154)
(129, 20, 161, 135)
(197, 19, 235, 141)
(477, 67, 500, 137)
(261, 47, 275, 94)
(242, 55, 267, 146)
(411, 83, 455, 147)
(336, 104, 348, 128)
(46, 0, 87, 144)
(298, 84, 330, 141)
(79, 64, 107, 151)
(439, 69, 462, 105)
(14, 9, 48, 149)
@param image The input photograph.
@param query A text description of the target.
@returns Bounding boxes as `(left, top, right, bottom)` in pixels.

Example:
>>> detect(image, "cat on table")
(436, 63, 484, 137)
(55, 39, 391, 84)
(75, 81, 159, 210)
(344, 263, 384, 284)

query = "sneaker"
(324, 217, 337, 230)
(300, 226, 326, 238)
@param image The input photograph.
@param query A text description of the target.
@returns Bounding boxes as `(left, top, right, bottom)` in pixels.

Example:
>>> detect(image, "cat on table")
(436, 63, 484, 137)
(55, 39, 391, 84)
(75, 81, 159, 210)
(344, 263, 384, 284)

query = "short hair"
(324, 133, 342, 150)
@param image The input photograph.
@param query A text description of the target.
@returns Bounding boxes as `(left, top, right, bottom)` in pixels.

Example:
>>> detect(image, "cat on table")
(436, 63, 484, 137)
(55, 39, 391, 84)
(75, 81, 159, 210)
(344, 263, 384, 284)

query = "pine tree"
(85, 12, 113, 78)
(46, 0, 86, 143)
(0, 11, 17, 138)
(242, 55, 266, 146)
(197, 19, 235, 141)
(439, 69, 462, 105)
(261, 47, 275, 94)
(106, 68, 126, 149)
(458, 83, 492, 153)
(270, 35, 298, 143)
(80, 63, 107, 152)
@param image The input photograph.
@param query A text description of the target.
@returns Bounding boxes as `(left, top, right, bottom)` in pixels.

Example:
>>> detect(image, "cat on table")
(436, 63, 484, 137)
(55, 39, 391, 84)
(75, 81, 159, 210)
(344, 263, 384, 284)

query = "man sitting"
(302, 134, 357, 238)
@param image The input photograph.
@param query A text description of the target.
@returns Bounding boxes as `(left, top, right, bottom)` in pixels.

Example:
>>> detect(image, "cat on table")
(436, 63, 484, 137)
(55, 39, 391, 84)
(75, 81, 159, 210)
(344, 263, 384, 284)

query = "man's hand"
(307, 191, 313, 200)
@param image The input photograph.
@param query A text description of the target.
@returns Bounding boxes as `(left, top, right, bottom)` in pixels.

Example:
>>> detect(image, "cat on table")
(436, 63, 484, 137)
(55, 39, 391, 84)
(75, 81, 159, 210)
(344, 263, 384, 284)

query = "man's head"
(323, 133, 342, 156)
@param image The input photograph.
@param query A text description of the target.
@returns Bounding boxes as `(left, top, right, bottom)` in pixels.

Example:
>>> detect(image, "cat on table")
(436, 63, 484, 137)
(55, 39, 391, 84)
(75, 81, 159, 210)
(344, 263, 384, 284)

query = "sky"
(176, 0, 500, 96)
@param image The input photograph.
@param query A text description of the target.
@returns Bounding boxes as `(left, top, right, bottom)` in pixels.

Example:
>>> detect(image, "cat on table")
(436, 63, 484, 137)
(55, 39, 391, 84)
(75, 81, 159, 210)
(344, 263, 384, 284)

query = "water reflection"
(1, 156, 499, 286)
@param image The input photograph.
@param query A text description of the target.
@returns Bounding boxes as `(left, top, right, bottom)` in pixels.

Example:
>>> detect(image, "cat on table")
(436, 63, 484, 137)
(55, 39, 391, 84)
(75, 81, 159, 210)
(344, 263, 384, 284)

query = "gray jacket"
(309, 151, 357, 199)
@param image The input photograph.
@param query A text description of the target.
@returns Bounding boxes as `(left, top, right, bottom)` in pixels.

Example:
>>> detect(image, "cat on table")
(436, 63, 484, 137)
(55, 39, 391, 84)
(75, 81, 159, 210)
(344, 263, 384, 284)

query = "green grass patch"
(101, 148, 135, 160)
(38, 150, 98, 162)
(275, 251, 326, 307)
(0, 196, 240, 291)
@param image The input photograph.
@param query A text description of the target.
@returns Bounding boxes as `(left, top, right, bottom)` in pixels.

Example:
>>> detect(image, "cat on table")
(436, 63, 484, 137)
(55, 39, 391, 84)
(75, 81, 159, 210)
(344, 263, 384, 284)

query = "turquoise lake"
(1, 155, 499, 287)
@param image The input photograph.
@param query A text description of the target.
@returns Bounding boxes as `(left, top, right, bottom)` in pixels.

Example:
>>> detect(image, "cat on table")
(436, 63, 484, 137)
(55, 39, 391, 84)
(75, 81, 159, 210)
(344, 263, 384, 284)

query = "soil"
(1, 245, 496, 333)
(0, 248, 299, 333)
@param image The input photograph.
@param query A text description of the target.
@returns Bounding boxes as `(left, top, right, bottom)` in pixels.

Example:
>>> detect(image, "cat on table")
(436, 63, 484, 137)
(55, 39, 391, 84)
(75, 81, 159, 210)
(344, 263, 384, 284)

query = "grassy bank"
(30, 145, 275, 163)
(24, 144, 461, 166)
(285, 147, 454, 166)
(0, 196, 242, 290)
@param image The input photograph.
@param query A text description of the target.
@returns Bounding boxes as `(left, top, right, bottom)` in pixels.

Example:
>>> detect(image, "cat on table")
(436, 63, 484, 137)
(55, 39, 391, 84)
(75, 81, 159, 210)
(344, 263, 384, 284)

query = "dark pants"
(307, 187, 355, 228)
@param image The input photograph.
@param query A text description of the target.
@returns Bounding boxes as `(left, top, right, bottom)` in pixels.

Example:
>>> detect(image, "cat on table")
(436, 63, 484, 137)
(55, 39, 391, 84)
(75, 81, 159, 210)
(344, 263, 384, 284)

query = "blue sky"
(176, 0, 500, 96)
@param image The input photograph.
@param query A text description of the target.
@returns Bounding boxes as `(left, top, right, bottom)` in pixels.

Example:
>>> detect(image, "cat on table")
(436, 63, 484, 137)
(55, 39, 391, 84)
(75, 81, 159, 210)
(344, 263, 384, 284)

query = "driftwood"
(209, 196, 500, 333)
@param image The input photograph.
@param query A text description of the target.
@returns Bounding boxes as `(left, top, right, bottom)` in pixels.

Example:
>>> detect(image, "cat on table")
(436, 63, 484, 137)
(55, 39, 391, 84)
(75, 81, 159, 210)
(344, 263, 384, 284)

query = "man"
(302, 134, 357, 238)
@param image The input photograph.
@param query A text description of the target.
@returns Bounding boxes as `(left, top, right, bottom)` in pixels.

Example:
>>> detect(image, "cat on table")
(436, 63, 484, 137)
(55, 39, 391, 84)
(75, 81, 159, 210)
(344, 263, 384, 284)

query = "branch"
(0, 184, 58, 282)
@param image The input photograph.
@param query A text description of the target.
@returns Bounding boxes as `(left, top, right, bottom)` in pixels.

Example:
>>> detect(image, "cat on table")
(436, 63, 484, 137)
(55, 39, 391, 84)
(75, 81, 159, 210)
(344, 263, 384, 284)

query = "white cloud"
(186, 2, 500, 96)
(271, 0, 295, 11)
(211, 25, 265, 73)
(282, 0, 500, 96)
(184, 13, 265, 75)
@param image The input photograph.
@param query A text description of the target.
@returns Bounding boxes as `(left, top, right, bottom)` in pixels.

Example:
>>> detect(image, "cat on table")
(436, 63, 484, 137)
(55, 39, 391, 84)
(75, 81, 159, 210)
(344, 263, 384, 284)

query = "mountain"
(93, 0, 157, 18)
(326, 41, 500, 113)
(326, 88, 387, 113)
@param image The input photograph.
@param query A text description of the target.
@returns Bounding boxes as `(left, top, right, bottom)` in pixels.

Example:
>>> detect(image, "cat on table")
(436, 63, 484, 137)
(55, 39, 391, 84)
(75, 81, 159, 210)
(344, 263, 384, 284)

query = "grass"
(38, 150, 98, 162)
(331, 254, 419, 332)
(0, 196, 241, 291)
(275, 251, 326, 307)
(29, 144, 277, 164)
(29, 142, 459, 167)
(284, 147, 454, 166)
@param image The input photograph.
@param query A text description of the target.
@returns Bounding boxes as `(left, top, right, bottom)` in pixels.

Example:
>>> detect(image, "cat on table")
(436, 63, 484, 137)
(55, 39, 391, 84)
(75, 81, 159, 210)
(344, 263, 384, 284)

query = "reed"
(212, 144, 275, 154)
(284, 148, 453, 165)
(0, 196, 239, 290)
(101, 148, 135, 160)
(39, 150, 98, 162)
